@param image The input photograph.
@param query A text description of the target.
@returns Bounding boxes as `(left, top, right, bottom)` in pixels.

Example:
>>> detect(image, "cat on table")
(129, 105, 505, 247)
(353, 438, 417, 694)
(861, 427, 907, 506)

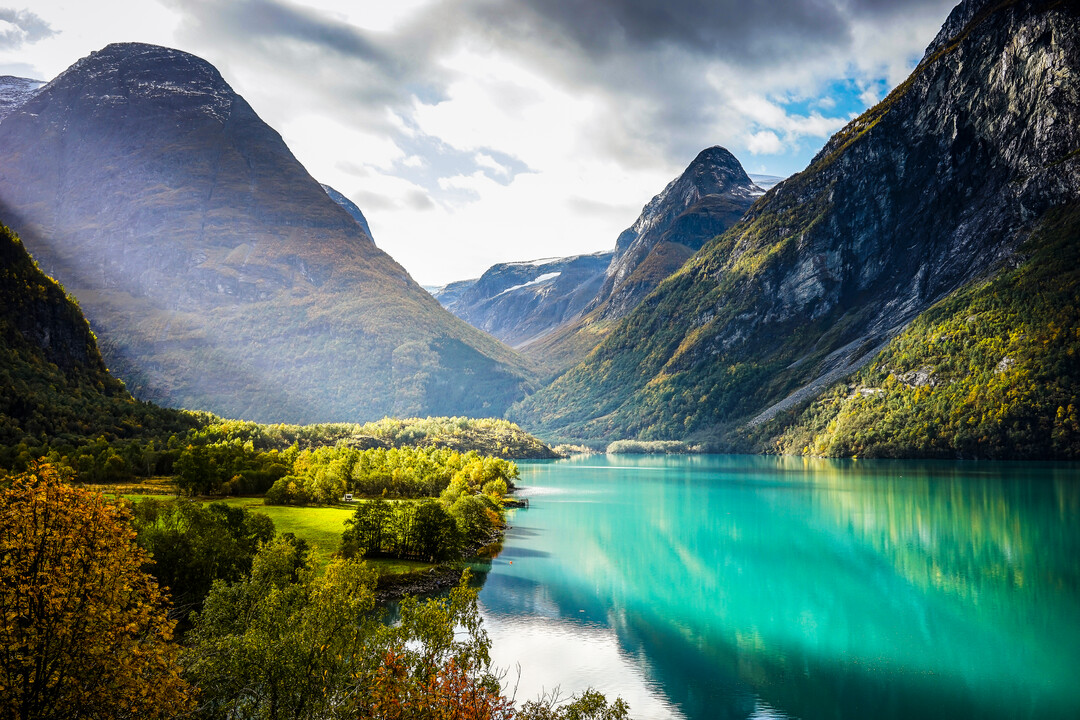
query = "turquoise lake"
(472, 455, 1080, 720)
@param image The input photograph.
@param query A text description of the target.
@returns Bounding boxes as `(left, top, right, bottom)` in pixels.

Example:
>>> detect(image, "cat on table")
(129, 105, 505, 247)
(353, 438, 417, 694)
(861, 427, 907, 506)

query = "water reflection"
(478, 455, 1080, 720)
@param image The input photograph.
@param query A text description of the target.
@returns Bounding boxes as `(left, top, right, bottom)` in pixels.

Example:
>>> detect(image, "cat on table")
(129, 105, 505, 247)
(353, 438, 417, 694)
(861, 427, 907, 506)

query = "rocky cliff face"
(511, 0, 1080, 442)
(435, 252, 613, 348)
(0, 76, 43, 122)
(0, 224, 115, 382)
(522, 146, 761, 370)
(0, 43, 534, 423)
(590, 146, 762, 321)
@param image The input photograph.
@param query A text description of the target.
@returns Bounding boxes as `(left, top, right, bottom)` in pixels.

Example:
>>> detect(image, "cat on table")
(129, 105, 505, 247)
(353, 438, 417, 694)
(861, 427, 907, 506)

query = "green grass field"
(216, 498, 354, 560)
(211, 499, 436, 576)
(101, 485, 438, 576)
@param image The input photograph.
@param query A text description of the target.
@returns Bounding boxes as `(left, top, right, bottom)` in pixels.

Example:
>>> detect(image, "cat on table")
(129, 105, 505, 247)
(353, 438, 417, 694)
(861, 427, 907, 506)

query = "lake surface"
(473, 455, 1080, 720)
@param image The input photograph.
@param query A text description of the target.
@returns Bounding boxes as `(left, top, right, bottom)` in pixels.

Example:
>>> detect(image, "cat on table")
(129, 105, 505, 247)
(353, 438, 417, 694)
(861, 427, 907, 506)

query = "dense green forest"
(754, 205, 1080, 459)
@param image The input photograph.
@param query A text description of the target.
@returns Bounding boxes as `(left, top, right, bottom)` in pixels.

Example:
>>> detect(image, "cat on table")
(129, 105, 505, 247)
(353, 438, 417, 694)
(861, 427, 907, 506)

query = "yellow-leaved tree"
(0, 463, 191, 720)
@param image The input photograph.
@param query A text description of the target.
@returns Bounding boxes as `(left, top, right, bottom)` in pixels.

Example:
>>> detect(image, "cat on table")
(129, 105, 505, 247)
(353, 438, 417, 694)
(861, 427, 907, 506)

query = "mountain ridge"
(434, 251, 614, 349)
(0, 42, 536, 424)
(509, 0, 1080, 455)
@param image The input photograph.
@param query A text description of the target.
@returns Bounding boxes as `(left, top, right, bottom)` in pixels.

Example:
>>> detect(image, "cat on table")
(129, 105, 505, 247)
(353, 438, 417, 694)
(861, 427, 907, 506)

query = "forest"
(1, 464, 631, 719)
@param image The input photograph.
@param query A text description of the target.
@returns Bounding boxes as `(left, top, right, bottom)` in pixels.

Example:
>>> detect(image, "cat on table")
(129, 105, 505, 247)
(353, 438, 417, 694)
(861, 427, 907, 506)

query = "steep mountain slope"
(762, 204, 1080, 458)
(321, 184, 374, 240)
(524, 146, 761, 370)
(511, 0, 1080, 451)
(0, 222, 193, 456)
(0, 76, 43, 121)
(434, 252, 613, 348)
(0, 43, 534, 424)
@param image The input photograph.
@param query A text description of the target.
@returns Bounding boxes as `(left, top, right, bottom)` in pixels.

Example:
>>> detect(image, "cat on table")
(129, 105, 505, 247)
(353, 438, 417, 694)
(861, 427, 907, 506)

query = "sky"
(0, 0, 958, 286)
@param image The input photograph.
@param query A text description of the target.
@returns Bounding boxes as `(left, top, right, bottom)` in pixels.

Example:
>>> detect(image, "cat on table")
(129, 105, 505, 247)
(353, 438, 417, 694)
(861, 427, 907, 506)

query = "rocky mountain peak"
(593, 145, 760, 320)
(682, 145, 758, 194)
(615, 145, 760, 256)
(45, 42, 235, 122)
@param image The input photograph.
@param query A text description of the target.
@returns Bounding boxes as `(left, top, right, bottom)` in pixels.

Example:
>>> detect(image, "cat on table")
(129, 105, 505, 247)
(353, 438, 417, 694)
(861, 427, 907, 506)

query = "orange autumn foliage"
(364, 650, 513, 720)
(0, 463, 192, 720)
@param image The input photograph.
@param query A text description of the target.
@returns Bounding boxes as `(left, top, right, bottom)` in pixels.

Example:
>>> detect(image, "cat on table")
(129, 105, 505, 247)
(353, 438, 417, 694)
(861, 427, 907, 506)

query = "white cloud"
(746, 131, 783, 155)
(281, 114, 405, 173)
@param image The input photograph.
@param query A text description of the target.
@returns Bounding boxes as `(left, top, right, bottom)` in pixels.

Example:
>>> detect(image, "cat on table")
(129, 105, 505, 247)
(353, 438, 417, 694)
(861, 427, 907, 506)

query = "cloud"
(143, 0, 959, 283)
(747, 131, 782, 155)
(405, 190, 435, 211)
(566, 196, 642, 222)
(0, 8, 57, 47)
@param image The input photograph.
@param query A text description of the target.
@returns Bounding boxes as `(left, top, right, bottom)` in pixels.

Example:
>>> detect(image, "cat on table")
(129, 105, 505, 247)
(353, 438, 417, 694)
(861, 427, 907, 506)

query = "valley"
(1, 0, 1078, 718)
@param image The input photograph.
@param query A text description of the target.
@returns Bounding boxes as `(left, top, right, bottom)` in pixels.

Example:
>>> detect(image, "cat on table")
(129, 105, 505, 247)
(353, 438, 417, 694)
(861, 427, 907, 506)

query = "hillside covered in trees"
(754, 205, 1080, 459)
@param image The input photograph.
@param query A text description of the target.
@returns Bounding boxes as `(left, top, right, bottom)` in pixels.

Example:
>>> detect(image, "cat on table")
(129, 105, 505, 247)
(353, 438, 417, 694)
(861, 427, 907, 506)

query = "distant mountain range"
(510, 0, 1080, 459)
(434, 252, 613, 349)
(0, 43, 535, 424)
(436, 146, 763, 371)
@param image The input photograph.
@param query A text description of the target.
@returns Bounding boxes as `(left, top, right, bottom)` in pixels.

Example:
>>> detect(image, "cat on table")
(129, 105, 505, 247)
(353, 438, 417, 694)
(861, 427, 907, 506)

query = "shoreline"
(374, 563, 467, 602)
(373, 524, 510, 602)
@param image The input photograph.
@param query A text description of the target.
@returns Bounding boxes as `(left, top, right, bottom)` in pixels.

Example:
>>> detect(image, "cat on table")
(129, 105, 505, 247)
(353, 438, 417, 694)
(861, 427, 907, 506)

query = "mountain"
(523, 146, 762, 370)
(748, 174, 785, 190)
(434, 252, 613, 348)
(321, 184, 374, 240)
(762, 204, 1080, 459)
(590, 146, 763, 322)
(0, 222, 194, 457)
(0, 43, 535, 424)
(511, 0, 1080, 459)
(0, 76, 43, 122)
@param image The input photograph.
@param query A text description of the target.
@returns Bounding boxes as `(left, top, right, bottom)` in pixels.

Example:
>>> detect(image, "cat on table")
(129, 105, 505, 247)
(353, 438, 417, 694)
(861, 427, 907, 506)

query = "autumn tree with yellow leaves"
(0, 463, 192, 720)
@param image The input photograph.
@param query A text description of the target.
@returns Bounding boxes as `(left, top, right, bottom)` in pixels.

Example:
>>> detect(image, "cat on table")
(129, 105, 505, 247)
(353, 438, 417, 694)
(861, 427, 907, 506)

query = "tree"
(0, 463, 191, 720)
(517, 690, 631, 720)
(341, 498, 394, 558)
(131, 499, 275, 625)
(411, 500, 461, 562)
(187, 543, 527, 720)
(184, 539, 380, 720)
